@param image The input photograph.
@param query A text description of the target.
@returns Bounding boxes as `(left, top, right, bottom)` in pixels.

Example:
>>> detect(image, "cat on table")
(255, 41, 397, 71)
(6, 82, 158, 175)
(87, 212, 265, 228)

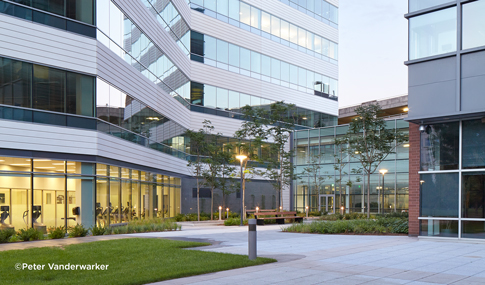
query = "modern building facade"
(406, 0, 485, 239)
(0, 0, 339, 230)
(293, 96, 410, 214)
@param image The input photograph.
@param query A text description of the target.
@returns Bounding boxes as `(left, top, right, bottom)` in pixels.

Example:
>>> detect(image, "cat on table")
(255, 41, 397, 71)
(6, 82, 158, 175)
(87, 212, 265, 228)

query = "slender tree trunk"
(280, 153, 284, 210)
(210, 187, 214, 220)
(196, 174, 200, 221)
(367, 172, 371, 219)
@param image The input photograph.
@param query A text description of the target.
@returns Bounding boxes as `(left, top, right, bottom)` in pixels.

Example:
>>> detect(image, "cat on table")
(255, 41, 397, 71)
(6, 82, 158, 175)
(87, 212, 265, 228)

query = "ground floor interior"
(0, 155, 181, 231)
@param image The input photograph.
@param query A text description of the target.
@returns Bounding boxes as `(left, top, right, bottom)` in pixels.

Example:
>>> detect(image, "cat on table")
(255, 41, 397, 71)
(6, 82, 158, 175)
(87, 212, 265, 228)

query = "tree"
(333, 137, 361, 211)
(185, 120, 211, 221)
(200, 126, 237, 220)
(235, 102, 298, 211)
(346, 104, 407, 218)
(299, 152, 329, 209)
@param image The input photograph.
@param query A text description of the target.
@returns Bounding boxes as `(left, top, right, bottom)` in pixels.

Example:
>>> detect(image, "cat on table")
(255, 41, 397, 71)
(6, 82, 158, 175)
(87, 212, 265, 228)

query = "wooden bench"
(246, 209, 275, 217)
(254, 211, 303, 225)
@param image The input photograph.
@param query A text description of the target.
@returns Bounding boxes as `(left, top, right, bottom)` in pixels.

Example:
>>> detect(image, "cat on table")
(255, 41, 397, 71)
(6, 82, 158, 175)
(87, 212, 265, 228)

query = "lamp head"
(379, 169, 388, 175)
(236, 155, 247, 161)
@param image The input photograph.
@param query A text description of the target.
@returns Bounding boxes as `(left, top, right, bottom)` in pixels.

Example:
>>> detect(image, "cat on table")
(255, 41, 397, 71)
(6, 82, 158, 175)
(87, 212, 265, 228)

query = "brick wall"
(409, 123, 420, 236)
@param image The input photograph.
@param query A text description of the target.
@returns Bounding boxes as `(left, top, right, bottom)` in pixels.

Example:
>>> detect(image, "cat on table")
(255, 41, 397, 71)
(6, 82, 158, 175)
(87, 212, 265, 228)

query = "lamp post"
(236, 154, 248, 226)
(219, 206, 222, 221)
(379, 169, 388, 214)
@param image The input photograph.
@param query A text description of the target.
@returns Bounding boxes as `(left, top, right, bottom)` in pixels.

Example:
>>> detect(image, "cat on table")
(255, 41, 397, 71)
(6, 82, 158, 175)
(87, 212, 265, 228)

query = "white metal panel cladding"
(96, 43, 191, 129)
(0, 14, 97, 75)
(172, 0, 192, 26)
(190, 11, 338, 76)
(241, 0, 338, 42)
(111, 0, 191, 77)
(97, 133, 189, 175)
(190, 62, 339, 116)
(0, 120, 97, 155)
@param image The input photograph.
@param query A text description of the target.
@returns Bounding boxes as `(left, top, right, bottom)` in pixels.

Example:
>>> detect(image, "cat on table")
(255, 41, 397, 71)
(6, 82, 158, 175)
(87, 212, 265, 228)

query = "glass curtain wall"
(189, 0, 338, 63)
(294, 119, 409, 214)
(190, 32, 339, 99)
(419, 119, 485, 239)
(0, 156, 181, 231)
(277, 0, 338, 27)
(189, 82, 337, 128)
(96, 0, 191, 104)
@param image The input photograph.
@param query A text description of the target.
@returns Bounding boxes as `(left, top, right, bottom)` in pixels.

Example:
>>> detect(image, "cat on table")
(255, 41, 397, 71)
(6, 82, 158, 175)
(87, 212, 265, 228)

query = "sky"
(338, 0, 409, 108)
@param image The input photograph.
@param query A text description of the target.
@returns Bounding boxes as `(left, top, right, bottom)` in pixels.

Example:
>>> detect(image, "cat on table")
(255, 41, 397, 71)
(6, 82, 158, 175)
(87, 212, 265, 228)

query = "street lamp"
(379, 169, 388, 214)
(236, 154, 248, 226)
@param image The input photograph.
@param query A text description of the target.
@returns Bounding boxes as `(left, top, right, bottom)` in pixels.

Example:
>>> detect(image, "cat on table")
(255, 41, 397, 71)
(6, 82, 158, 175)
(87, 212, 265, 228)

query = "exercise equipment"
(0, 206, 14, 230)
(32, 205, 46, 233)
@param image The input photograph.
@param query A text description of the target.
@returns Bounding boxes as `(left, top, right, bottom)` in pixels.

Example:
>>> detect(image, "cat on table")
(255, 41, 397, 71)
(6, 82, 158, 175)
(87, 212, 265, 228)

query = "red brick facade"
(409, 123, 420, 236)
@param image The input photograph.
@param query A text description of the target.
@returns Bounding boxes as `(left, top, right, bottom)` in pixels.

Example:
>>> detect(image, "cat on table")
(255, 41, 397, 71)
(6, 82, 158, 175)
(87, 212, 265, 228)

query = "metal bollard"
(248, 219, 257, 260)
(219, 206, 222, 221)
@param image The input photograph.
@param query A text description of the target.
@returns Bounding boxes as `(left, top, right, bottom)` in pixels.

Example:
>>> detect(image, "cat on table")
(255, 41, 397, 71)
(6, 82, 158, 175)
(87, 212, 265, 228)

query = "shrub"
(283, 217, 408, 235)
(17, 228, 44, 241)
(0, 228, 16, 243)
(48, 226, 66, 239)
(91, 225, 107, 236)
(224, 217, 247, 226)
(102, 219, 181, 235)
(68, 224, 89, 238)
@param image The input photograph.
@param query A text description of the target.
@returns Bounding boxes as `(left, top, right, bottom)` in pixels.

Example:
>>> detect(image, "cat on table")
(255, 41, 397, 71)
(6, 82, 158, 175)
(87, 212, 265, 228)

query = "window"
(216, 39, 228, 64)
(261, 12, 271, 33)
(228, 0, 239, 20)
(217, 0, 229, 16)
(205, 36, 217, 60)
(420, 122, 459, 171)
(462, 172, 485, 219)
(216, 88, 228, 109)
(261, 55, 271, 77)
(271, 15, 280, 37)
(462, 0, 485, 50)
(290, 24, 298, 44)
(250, 6, 260, 29)
(409, 7, 457, 60)
(240, 48, 251, 70)
(228, 44, 239, 67)
(239, 2, 250, 25)
(420, 173, 459, 217)
(409, 0, 452, 12)
(462, 119, 485, 169)
(204, 85, 216, 108)
(250, 51, 261, 73)
(66, 73, 94, 116)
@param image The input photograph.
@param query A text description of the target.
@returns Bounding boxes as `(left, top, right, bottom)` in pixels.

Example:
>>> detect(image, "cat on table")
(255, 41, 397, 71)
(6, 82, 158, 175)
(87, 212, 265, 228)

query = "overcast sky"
(338, 0, 408, 107)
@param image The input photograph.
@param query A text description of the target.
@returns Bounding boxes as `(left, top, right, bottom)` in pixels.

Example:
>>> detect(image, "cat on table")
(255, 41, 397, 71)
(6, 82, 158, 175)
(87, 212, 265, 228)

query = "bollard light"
(279, 206, 283, 212)
(305, 206, 309, 218)
(340, 206, 344, 215)
(248, 219, 257, 260)
(219, 206, 222, 221)
(255, 206, 259, 213)
(226, 208, 229, 219)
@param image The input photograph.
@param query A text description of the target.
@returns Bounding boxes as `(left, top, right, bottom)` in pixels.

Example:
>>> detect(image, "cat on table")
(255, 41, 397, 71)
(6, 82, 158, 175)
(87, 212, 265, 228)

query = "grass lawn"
(0, 238, 275, 285)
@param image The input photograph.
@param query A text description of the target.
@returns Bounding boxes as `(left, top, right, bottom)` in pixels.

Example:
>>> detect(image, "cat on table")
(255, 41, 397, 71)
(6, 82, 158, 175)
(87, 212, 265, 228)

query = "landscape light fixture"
(379, 169, 388, 214)
(236, 155, 248, 226)
(403, 107, 409, 112)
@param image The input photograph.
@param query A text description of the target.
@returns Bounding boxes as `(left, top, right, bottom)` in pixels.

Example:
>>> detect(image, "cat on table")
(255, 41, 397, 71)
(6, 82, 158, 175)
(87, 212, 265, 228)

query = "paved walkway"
(135, 224, 485, 285)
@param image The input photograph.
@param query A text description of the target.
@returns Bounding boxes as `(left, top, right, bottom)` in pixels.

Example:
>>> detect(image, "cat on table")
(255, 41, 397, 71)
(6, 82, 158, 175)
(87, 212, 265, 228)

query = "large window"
(409, 7, 457, 60)
(462, 172, 485, 219)
(420, 122, 459, 171)
(420, 173, 459, 218)
(0, 56, 95, 116)
(0, 0, 95, 37)
(409, 0, 453, 12)
(462, 0, 485, 50)
(462, 119, 485, 169)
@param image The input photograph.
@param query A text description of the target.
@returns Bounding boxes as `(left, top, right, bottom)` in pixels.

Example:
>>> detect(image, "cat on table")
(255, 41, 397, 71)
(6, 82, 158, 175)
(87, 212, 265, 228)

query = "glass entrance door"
(319, 195, 335, 214)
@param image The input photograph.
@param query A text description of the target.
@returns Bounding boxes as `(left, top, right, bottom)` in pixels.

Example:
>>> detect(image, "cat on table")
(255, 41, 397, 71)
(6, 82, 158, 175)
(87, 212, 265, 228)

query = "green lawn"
(0, 238, 275, 285)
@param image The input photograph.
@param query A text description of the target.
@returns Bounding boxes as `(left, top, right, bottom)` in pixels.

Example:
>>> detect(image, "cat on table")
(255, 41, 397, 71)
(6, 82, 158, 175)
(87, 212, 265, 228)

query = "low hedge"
(283, 217, 408, 234)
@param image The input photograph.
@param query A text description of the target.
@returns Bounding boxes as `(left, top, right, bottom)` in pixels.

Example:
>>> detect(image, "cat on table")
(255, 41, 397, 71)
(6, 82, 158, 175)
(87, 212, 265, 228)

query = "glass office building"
(0, 0, 339, 228)
(406, 0, 485, 239)
(294, 119, 409, 214)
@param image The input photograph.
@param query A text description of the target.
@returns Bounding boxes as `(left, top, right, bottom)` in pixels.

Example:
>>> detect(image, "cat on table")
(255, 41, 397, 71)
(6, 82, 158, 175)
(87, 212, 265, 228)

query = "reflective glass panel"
(462, 172, 485, 218)
(420, 219, 458, 238)
(409, 7, 457, 60)
(420, 122, 459, 171)
(462, 0, 485, 50)
(409, 0, 453, 12)
(463, 119, 485, 169)
(420, 173, 459, 217)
